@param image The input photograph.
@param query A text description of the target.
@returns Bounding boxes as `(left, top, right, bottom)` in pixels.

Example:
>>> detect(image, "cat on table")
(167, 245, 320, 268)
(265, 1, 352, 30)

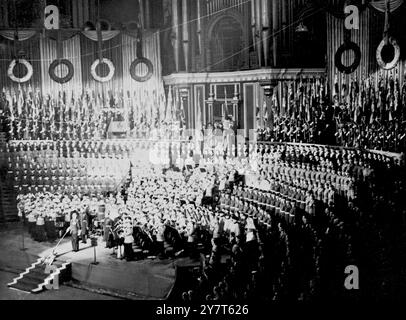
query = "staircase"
(7, 257, 71, 293)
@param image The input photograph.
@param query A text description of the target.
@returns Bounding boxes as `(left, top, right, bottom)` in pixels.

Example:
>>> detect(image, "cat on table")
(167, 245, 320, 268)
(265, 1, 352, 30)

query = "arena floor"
(0, 223, 180, 300)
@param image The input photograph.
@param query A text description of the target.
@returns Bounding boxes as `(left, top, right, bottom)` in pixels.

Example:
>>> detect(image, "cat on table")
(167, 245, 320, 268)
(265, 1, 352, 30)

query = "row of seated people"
(6, 158, 129, 192)
(0, 140, 199, 165)
(2, 145, 130, 160)
(249, 161, 357, 201)
(17, 184, 121, 195)
(3, 139, 194, 154)
(181, 197, 346, 301)
(218, 179, 335, 224)
(250, 143, 400, 173)
(7, 164, 128, 181)
(11, 174, 122, 188)
(182, 166, 364, 301)
(6, 156, 129, 172)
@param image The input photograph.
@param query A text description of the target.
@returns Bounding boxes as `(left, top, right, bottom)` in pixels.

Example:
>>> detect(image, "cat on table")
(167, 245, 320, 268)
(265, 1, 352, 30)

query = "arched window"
(209, 15, 244, 72)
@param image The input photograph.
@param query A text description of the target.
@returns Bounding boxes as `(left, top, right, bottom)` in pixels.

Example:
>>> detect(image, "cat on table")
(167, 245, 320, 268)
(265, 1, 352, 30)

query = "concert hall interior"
(0, 0, 406, 303)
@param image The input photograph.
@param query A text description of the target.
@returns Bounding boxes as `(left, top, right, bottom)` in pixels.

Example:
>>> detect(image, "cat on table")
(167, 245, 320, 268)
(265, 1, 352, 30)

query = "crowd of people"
(18, 191, 104, 243)
(178, 144, 406, 301)
(3, 144, 130, 194)
(11, 138, 406, 301)
(2, 74, 406, 155)
(255, 75, 406, 153)
(2, 78, 406, 301)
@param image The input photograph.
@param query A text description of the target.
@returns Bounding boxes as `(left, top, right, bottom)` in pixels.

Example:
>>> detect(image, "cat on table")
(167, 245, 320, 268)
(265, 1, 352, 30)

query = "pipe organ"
(182, 0, 189, 71)
(205, 0, 247, 15)
(162, 0, 406, 135)
(0, 0, 8, 27)
(172, 0, 180, 72)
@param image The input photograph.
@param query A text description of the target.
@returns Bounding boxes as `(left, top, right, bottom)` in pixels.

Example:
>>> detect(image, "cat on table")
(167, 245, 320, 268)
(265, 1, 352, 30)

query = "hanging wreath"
(7, 59, 33, 83)
(91, 58, 115, 82)
(334, 41, 361, 74)
(49, 59, 74, 84)
(130, 57, 154, 82)
(376, 37, 400, 71)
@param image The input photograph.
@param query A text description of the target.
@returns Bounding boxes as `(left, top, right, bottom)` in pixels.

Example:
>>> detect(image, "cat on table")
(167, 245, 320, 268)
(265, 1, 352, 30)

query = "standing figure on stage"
(123, 216, 134, 261)
(68, 211, 81, 252)
(80, 211, 89, 244)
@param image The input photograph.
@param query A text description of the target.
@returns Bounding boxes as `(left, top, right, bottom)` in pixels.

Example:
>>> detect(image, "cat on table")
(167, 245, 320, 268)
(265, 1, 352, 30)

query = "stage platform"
(0, 223, 198, 300)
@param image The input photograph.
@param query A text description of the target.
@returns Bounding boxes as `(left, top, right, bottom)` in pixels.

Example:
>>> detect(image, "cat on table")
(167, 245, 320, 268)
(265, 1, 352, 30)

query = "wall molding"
(163, 68, 326, 86)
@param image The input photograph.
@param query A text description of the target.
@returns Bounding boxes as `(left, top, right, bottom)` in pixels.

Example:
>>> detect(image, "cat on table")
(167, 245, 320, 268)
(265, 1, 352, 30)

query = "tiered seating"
(5, 153, 129, 194)
(179, 141, 405, 302)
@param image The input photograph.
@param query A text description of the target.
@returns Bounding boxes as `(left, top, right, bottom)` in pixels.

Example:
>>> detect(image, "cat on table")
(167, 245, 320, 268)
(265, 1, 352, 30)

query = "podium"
(107, 121, 129, 139)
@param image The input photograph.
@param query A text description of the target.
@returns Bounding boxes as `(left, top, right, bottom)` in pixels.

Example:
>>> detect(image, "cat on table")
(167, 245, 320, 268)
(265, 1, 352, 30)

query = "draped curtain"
(80, 32, 123, 94)
(40, 35, 83, 95)
(369, 0, 404, 12)
(122, 31, 164, 93)
(0, 30, 37, 41)
(327, 4, 405, 95)
(326, 9, 371, 98)
(0, 28, 166, 120)
(0, 33, 42, 92)
(122, 31, 165, 123)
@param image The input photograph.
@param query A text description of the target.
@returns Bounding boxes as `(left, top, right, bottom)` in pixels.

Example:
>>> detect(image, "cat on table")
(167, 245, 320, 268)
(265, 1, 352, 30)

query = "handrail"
(43, 229, 70, 265)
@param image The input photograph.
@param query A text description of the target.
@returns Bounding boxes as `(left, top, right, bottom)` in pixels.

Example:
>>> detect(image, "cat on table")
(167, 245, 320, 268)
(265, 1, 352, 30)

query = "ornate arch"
(205, 9, 249, 71)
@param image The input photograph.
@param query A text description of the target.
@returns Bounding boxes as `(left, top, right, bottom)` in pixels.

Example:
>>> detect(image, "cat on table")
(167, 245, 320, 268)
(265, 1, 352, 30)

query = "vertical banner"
(327, 9, 370, 99)
(0, 33, 42, 92)
(40, 34, 83, 95)
(122, 31, 165, 127)
(80, 32, 123, 94)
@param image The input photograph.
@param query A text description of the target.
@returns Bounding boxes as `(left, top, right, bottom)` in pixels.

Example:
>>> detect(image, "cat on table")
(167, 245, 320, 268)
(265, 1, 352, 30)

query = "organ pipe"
(145, 0, 151, 29)
(139, 0, 145, 29)
(172, 0, 180, 72)
(197, 0, 202, 55)
(272, 0, 279, 66)
(251, 0, 256, 51)
(182, 0, 189, 71)
(281, 0, 288, 50)
(255, 0, 263, 67)
(261, 0, 270, 66)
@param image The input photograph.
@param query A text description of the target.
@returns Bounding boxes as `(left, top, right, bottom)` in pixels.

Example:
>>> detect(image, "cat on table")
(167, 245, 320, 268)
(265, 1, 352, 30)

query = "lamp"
(295, 21, 309, 33)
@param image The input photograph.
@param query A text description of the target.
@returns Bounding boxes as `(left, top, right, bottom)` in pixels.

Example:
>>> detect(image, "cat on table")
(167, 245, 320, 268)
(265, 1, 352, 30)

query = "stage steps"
(7, 257, 71, 293)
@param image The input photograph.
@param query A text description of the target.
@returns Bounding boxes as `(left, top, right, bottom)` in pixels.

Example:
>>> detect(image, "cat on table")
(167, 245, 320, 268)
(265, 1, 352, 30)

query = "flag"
(263, 98, 268, 121)
(166, 86, 173, 123)
(196, 90, 202, 131)
(223, 87, 228, 120)
(333, 74, 339, 101)
(394, 78, 400, 112)
(178, 89, 186, 127)
(281, 83, 287, 117)
(17, 85, 23, 117)
(287, 82, 293, 117)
